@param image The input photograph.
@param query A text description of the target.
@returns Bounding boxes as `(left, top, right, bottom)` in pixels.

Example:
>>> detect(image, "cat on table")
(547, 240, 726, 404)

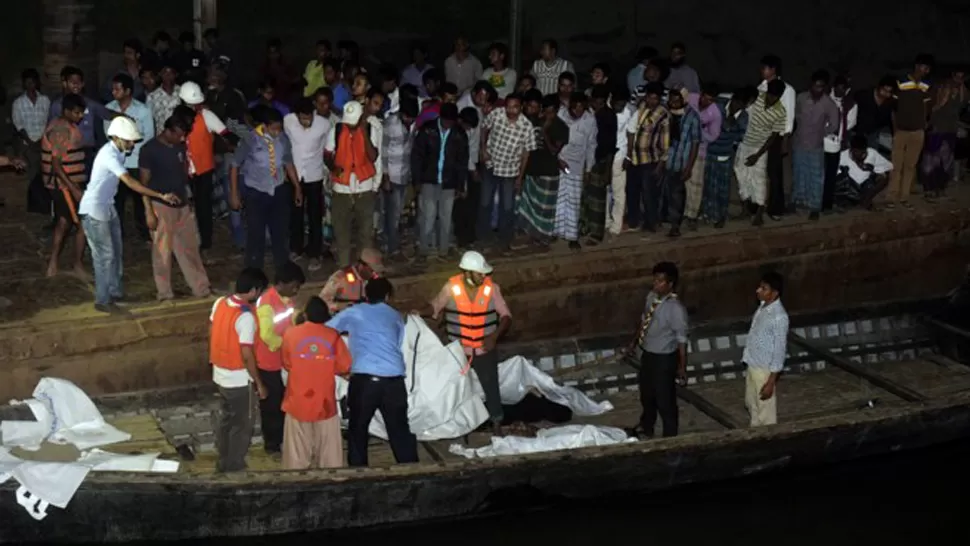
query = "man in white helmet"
(179, 81, 236, 257)
(78, 117, 181, 314)
(422, 250, 512, 433)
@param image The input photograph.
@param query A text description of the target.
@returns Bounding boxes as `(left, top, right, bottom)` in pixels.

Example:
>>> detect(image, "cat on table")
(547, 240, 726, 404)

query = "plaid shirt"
(666, 107, 701, 172)
(382, 113, 414, 185)
(147, 85, 181, 136)
(12, 92, 51, 142)
(626, 104, 670, 166)
(483, 108, 537, 178)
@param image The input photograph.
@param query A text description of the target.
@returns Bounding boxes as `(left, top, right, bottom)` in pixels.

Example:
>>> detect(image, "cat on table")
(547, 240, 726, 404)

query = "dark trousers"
(626, 163, 663, 230)
(454, 169, 481, 247)
(346, 374, 419, 467)
(638, 350, 679, 438)
(114, 168, 149, 240)
(766, 138, 786, 216)
(257, 368, 285, 452)
(190, 171, 214, 249)
(216, 385, 255, 473)
(244, 185, 291, 271)
(663, 171, 687, 228)
(823, 152, 840, 211)
(471, 349, 504, 423)
(289, 180, 323, 258)
(477, 170, 516, 246)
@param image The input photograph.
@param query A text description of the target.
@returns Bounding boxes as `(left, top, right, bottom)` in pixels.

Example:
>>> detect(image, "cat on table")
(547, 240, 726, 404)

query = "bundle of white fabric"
(0, 378, 178, 522)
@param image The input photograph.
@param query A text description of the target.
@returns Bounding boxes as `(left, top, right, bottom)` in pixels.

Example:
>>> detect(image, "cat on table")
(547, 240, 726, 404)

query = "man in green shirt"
(303, 39, 332, 97)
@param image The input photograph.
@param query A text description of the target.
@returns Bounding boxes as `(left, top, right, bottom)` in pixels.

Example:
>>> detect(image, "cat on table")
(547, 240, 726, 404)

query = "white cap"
(342, 101, 363, 125)
(458, 251, 492, 274)
(179, 81, 205, 105)
(106, 116, 142, 141)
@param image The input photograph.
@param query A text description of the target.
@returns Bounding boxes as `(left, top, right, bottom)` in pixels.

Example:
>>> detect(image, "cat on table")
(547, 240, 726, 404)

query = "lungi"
(517, 174, 559, 237)
(791, 148, 825, 211)
(580, 160, 610, 241)
(702, 154, 734, 223)
(734, 142, 768, 206)
(553, 170, 583, 241)
(684, 156, 705, 220)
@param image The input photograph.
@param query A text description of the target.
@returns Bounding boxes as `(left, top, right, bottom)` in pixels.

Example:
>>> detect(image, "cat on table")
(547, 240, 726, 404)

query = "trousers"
(216, 385, 256, 473)
(638, 350, 679, 437)
(257, 368, 285, 452)
(346, 374, 419, 467)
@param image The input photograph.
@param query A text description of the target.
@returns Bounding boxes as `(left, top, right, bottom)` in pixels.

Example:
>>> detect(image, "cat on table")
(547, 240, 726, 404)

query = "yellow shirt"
(256, 295, 294, 352)
(303, 60, 327, 97)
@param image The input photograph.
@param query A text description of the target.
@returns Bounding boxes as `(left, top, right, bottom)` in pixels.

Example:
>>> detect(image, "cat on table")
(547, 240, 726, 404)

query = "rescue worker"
(319, 247, 385, 315)
(209, 267, 269, 473)
(254, 260, 305, 457)
(327, 277, 419, 466)
(280, 296, 352, 469)
(427, 250, 512, 433)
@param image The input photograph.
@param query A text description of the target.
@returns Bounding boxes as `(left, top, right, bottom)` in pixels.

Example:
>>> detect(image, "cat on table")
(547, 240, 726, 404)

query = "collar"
(759, 298, 780, 311)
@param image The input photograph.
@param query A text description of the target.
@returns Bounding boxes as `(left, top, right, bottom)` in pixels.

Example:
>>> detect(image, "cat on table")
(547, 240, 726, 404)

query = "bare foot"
(45, 264, 58, 278)
(70, 267, 92, 281)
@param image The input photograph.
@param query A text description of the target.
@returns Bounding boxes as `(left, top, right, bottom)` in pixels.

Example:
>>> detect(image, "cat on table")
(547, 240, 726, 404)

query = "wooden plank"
(924, 318, 970, 343)
(787, 333, 927, 402)
(421, 442, 445, 463)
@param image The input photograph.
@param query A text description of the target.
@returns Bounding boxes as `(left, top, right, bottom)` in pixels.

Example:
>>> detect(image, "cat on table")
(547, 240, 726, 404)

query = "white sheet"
(448, 425, 635, 458)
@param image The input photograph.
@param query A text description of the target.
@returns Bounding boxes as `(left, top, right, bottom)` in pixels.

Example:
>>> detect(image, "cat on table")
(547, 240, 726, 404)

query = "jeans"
(243, 185, 291, 271)
(289, 180, 323, 258)
(81, 213, 124, 306)
(477, 170, 516, 245)
(381, 183, 407, 254)
(418, 184, 456, 256)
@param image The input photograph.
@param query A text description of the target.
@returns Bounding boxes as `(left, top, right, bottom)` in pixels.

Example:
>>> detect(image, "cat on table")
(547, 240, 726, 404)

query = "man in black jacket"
(411, 103, 469, 264)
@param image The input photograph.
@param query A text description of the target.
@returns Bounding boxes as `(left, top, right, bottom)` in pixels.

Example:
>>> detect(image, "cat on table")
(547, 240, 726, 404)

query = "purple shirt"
(697, 103, 723, 159)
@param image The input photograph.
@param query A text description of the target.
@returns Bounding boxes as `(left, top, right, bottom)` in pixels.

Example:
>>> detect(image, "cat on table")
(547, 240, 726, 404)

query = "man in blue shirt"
(326, 277, 419, 467)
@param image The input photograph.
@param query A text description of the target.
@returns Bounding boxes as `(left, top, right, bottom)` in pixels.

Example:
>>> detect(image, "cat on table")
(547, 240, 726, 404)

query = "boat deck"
(100, 354, 970, 473)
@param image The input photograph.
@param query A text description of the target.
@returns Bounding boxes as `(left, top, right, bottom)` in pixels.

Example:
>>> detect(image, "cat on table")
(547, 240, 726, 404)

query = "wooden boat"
(2, 301, 969, 544)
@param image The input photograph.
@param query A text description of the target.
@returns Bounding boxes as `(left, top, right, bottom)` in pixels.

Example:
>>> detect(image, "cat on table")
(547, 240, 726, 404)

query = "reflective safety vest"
(254, 286, 295, 372)
(328, 266, 369, 313)
(210, 296, 251, 371)
(443, 274, 499, 349)
(331, 123, 377, 185)
(41, 118, 87, 223)
(186, 110, 215, 175)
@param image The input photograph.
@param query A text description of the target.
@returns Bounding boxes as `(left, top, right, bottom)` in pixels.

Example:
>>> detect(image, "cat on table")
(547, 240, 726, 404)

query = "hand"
(557, 159, 569, 172)
(457, 189, 466, 199)
(514, 177, 523, 194)
(145, 212, 158, 232)
(469, 169, 481, 182)
(622, 159, 632, 171)
(293, 187, 304, 207)
(10, 158, 26, 171)
(482, 332, 498, 353)
(759, 379, 775, 401)
(482, 149, 491, 163)
(229, 190, 242, 211)
(255, 381, 268, 400)
(744, 154, 759, 167)
(331, 166, 344, 178)
(381, 175, 391, 193)
(160, 193, 181, 206)
(676, 367, 688, 386)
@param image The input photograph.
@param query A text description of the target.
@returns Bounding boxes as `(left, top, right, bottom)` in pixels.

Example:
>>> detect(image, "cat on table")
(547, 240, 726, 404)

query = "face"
(123, 46, 139, 64)
(314, 94, 332, 116)
(652, 273, 673, 296)
(316, 44, 329, 60)
(115, 138, 136, 153)
(524, 100, 541, 117)
(760, 65, 776, 81)
(23, 77, 38, 93)
(260, 86, 275, 102)
(357, 261, 374, 278)
(876, 85, 894, 101)
(65, 74, 84, 94)
(161, 67, 176, 85)
(141, 71, 157, 91)
(207, 70, 224, 90)
(914, 63, 930, 79)
(613, 98, 628, 112)
(381, 79, 396, 93)
(541, 105, 557, 120)
(472, 89, 488, 107)
(488, 48, 504, 67)
(424, 79, 439, 97)
(182, 40, 195, 51)
(540, 42, 554, 60)
(810, 79, 826, 97)
(297, 112, 314, 128)
(265, 120, 283, 138)
(65, 107, 85, 124)
(412, 48, 426, 65)
(267, 46, 281, 62)
(323, 65, 337, 85)
(569, 101, 586, 118)
(671, 47, 686, 65)
(204, 35, 216, 48)
(440, 117, 456, 130)
(401, 112, 415, 127)
(833, 82, 848, 98)
(591, 68, 606, 85)
(668, 94, 684, 111)
(442, 91, 458, 104)
(953, 71, 966, 85)
(517, 78, 534, 93)
(589, 96, 605, 112)
(454, 38, 468, 54)
(699, 93, 715, 109)
(278, 280, 302, 298)
(644, 65, 660, 82)
(755, 282, 778, 303)
(464, 271, 486, 286)
(644, 93, 661, 110)
(111, 82, 131, 102)
(167, 126, 187, 143)
(352, 75, 369, 97)
(505, 98, 523, 118)
(366, 94, 384, 115)
(558, 78, 574, 96)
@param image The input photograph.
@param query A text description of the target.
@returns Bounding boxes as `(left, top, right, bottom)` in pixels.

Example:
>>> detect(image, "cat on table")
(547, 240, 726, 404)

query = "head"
(488, 43, 508, 69)
(106, 116, 141, 153)
(876, 75, 896, 101)
(365, 88, 385, 116)
(557, 71, 576, 97)
(440, 82, 459, 104)
(258, 77, 277, 103)
(733, 86, 758, 109)
(765, 79, 786, 107)
(523, 89, 544, 118)
(357, 248, 385, 278)
(304, 296, 331, 324)
(848, 134, 869, 162)
(140, 66, 157, 92)
(517, 74, 536, 94)
(160, 114, 190, 144)
(699, 82, 719, 110)
(458, 106, 479, 132)
(505, 93, 524, 119)
(832, 74, 850, 98)
(567, 92, 588, 118)
(471, 80, 495, 108)
(951, 67, 966, 85)
(341, 61, 361, 85)
(322, 59, 340, 87)
(266, 38, 283, 62)
(172, 105, 197, 129)
(180, 31, 196, 51)
(341, 101, 364, 129)
(590, 63, 610, 86)
(159, 62, 178, 86)
(422, 68, 442, 97)
(756, 271, 784, 304)
(295, 98, 315, 127)
(401, 97, 419, 126)
(153, 31, 171, 52)
(379, 63, 399, 94)
(644, 61, 662, 83)
(60, 94, 86, 125)
(541, 93, 560, 120)
(275, 261, 306, 298)
(667, 87, 686, 111)
(809, 69, 830, 98)
(337, 40, 359, 63)
(651, 262, 679, 297)
(315, 39, 331, 61)
(454, 36, 470, 55)
(411, 42, 429, 66)
(643, 82, 664, 109)
(365, 277, 394, 304)
(260, 107, 285, 137)
(439, 102, 459, 131)
(206, 65, 227, 92)
(352, 73, 371, 99)
(589, 85, 610, 112)
(21, 68, 40, 93)
(61, 66, 85, 95)
(122, 38, 142, 64)
(313, 87, 334, 117)
(760, 55, 782, 81)
(111, 73, 135, 103)
(234, 268, 269, 303)
(203, 28, 219, 48)
(611, 86, 631, 113)
(539, 39, 558, 61)
(670, 42, 687, 67)
(913, 53, 934, 79)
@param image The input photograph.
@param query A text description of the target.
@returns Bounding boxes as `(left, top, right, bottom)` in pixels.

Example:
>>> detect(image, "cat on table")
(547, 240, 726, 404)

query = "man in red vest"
(254, 260, 305, 457)
(319, 247, 385, 315)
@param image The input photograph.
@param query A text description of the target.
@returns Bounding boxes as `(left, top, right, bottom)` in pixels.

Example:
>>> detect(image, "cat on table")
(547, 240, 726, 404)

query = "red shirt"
(281, 322, 352, 422)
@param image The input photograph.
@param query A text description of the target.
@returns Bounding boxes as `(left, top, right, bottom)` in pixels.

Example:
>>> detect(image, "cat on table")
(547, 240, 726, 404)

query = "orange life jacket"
(331, 124, 376, 185)
(328, 266, 370, 313)
(186, 110, 215, 176)
(281, 322, 352, 422)
(443, 274, 499, 349)
(210, 296, 251, 371)
(41, 118, 86, 224)
(254, 286, 295, 372)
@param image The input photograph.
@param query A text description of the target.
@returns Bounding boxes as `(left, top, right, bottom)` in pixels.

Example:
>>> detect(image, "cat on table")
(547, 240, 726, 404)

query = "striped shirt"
(666, 107, 701, 172)
(742, 93, 787, 149)
(626, 104, 670, 166)
(741, 299, 789, 373)
(893, 76, 931, 131)
(707, 104, 748, 159)
(530, 58, 575, 96)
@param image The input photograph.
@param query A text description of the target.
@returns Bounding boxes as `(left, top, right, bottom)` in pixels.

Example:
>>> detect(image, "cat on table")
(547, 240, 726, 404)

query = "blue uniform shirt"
(326, 302, 406, 377)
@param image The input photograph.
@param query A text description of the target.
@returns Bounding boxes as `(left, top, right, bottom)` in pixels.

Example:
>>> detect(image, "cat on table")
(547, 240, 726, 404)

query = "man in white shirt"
(741, 271, 789, 427)
(823, 75, 857, 212)
(607, 87, 636, 236)
(79, 117, 180, 314)
(835, 135, 891, 211)
(758, 55, 796, 219)
(444, 36, 483, 96)
(12, 69, 51, 203)
(284, 98, 331, 271)
(104, 72, 155, 241)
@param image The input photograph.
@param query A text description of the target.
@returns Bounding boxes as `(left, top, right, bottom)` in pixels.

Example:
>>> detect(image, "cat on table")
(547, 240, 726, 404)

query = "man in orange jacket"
(209, 267, 269, 473)
(319, 247, 385, 315)
(254, 260, 305, 457)
(281, 296, 352, 469)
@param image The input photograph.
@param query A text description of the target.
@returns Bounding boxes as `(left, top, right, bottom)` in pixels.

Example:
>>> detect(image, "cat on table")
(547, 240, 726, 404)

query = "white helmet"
(459, 251, 492, 274)
(179, 81, 205, 105)
(106, 116, 142, 142)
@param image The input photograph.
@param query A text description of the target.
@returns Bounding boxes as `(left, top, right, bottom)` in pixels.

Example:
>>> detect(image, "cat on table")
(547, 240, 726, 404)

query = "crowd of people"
(8, 29, 966, 313)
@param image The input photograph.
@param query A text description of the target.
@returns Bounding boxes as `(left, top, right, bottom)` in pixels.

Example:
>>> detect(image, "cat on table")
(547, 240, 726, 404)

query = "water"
(174, 438, 970, 546)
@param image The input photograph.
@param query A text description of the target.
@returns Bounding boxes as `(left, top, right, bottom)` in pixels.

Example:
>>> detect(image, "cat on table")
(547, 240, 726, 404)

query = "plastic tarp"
(335, 316, 616, 444)
(0, 378, 178, 521)
(449, 424, 636, 458)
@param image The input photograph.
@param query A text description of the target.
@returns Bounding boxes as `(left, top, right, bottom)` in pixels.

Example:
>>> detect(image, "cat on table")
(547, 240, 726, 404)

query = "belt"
(352, 373, 404, 382)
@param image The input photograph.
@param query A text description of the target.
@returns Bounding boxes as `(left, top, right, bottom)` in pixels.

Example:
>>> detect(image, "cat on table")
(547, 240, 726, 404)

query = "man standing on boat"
(254, 261, 305, 458)
(326, 277, 419, 466)
(281, 296, 352, 469)
(627, 262, 688, 438)
(209, 268, 269, 473)
(741, 271, 789, 427)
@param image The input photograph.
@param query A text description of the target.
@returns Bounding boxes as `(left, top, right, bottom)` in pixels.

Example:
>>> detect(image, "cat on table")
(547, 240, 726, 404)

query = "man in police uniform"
(319, 247, 385, 315)
(424, 251, 512, 433)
